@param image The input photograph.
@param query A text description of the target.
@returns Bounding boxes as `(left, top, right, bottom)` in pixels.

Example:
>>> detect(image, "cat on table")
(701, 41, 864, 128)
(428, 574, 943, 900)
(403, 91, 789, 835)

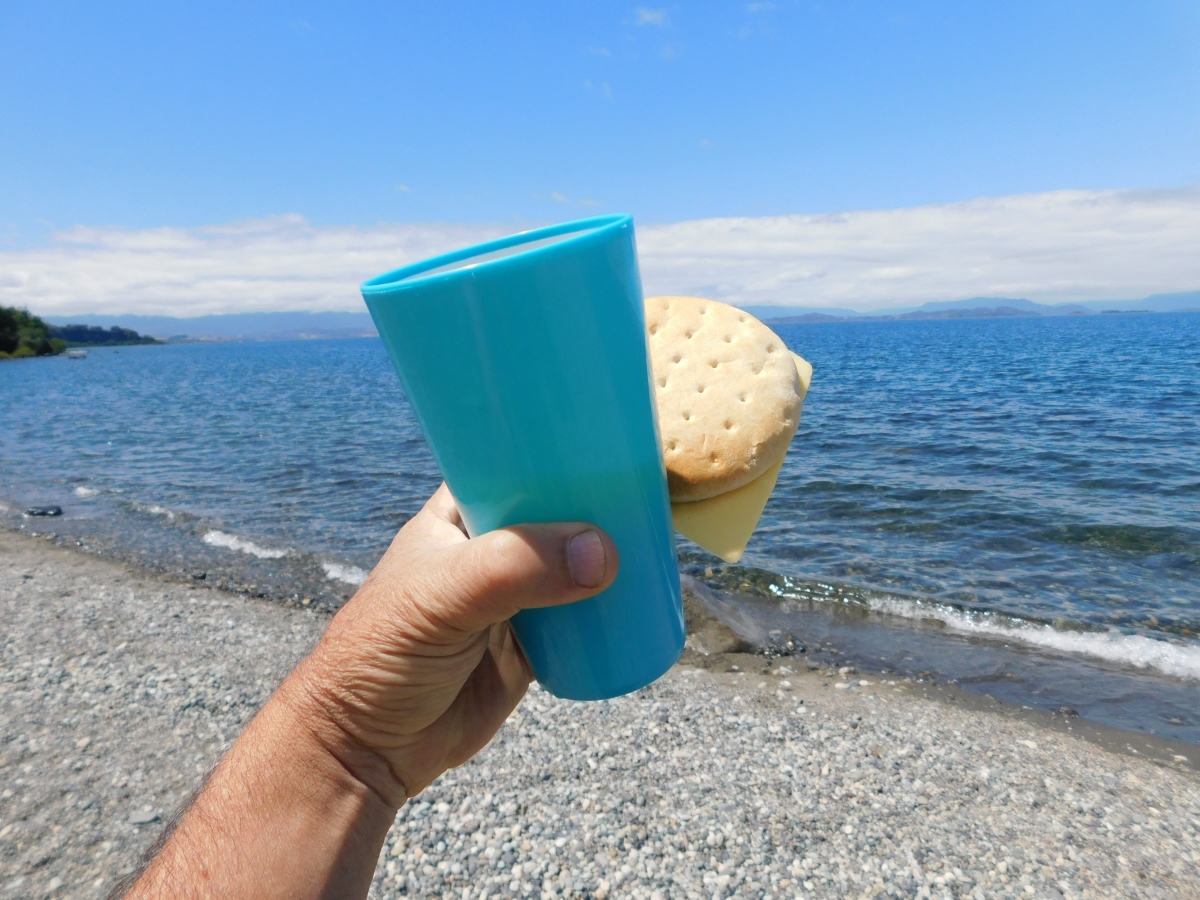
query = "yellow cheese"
(670, 351, 812, 563)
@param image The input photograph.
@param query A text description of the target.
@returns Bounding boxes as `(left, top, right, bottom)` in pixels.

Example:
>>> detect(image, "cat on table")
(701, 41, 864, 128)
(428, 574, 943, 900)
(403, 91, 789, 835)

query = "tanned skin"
(116, 484, 617, 900)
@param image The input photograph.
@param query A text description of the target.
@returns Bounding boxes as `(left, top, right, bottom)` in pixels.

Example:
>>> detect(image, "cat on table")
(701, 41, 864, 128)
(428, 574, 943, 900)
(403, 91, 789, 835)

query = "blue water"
(756, 313, 1200, 639)
(2, 313, 1198, 736)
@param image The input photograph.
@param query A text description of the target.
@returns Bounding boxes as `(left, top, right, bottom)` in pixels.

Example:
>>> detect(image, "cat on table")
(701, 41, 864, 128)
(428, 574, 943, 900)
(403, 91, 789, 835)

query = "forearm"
(123, 669, 404, 900)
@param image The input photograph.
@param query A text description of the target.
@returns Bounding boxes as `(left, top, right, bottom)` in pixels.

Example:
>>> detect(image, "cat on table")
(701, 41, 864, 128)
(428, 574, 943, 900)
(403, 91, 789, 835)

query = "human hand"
(285, 483, 619, 805)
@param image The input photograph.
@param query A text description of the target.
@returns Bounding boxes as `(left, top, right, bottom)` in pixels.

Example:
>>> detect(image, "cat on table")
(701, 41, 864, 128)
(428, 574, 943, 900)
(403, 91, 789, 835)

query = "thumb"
(424, 523, 620, 636)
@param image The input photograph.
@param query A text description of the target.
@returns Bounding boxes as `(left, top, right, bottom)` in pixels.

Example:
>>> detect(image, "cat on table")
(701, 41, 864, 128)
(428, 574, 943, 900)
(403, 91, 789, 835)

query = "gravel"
(3, 529, 1200, 900)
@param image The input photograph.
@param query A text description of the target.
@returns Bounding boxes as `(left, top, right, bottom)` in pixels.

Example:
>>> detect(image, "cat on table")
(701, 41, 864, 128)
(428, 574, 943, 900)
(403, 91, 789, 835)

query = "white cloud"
(1, 215, 510, 316)
(636, 187, 1200, 309)
(4, 188, 1200, 317)
(636, 8, 669, 26)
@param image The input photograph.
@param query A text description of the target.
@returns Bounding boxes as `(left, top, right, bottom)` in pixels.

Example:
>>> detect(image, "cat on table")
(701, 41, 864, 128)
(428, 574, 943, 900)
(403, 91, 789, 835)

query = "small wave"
(323, 562, 368, 585)
(866, 596, 1200, 682)
(130, 501, 175, 520)
(202, 530, 289, 559)
(73, 486, 99, 498)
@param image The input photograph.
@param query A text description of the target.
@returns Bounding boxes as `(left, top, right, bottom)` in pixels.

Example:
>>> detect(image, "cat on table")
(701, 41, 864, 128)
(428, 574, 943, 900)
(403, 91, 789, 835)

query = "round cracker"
(646, 296, 802, 502)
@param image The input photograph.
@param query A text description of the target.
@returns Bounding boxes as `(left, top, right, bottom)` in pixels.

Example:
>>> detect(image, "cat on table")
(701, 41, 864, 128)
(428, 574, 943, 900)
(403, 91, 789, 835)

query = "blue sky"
(3, 1, 1198, 239)
(2, 2, 1199, 315)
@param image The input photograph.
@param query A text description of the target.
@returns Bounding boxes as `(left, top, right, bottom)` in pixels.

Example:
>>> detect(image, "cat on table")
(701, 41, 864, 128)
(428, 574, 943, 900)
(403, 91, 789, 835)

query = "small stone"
(129, 809, 160, 825)
(25, 506, 63, 517)
(191, 572, 207, 580)
(75, 737, 91, 750)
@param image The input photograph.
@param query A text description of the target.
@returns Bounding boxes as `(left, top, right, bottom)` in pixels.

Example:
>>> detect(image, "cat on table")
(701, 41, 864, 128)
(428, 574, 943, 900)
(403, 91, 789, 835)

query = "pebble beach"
(3, 528, 1199, 900)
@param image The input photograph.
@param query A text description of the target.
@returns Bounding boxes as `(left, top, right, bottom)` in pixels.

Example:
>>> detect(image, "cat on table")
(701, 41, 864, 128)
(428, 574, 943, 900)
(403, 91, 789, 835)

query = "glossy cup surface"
(361, 214, 684, 700)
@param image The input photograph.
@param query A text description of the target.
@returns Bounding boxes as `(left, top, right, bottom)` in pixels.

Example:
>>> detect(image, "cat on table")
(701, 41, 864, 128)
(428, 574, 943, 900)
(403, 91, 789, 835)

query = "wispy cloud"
(395, 184, 413, 193)
(4, 188, 1199, 317)
(636, 8, 669, 26)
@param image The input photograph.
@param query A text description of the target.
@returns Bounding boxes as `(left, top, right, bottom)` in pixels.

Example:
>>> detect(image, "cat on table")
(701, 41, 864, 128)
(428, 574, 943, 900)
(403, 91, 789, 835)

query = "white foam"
(866, 596, 1200, 682)
(323, 562, 368, 586)
(73, 486, 99, 498)
(131, 502, 174, 520)
(202, 530, 289, 559)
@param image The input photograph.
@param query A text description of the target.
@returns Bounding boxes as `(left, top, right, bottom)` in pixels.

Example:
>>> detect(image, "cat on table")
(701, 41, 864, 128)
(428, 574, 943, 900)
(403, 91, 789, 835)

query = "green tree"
(0, 306, 66, 358)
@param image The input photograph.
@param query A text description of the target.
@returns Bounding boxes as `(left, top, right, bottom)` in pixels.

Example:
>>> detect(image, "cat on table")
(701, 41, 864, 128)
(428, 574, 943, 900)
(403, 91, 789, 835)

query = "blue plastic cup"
(361, 214, 684, 700)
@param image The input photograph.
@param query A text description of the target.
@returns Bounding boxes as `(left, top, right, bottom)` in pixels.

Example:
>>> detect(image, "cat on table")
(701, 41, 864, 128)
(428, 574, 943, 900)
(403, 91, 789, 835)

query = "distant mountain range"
(41, 311, 378, 341)
(742, 290, 1200, 323)
(42, 289, 1199, 340)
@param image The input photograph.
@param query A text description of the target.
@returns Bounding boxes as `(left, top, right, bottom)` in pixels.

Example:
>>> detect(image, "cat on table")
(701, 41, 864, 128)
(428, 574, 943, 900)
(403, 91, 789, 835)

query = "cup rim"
(360, 213, 631, 296)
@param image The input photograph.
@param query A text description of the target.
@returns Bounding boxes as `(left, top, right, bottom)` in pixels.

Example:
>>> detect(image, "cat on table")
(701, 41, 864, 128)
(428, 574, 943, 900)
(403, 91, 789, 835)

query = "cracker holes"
(658, 377, 668, 388)
(649, 324, 659, 335)
(672, 354, 682, 364)
(738, 394, 748, 403)
(666, 440, 677, 451)
(708, 360, 719, 368)
(709, 452, 720, 465)
(682, 411, 692, 421)
(723, 335, 733, 343)
(738, 316, 747, 323)
(700, 307, 708, 315)
(766, 344, 776, 353)
(684, 330, 694, 339)
(696, 385, 706, 394)
(724, 420, 734, 430)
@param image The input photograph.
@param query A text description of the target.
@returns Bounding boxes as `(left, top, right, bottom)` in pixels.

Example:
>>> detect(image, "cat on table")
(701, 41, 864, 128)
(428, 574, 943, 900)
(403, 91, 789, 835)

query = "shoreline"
(7, 517, 1200, 764)
(3, 528, 1200, 899)
(678, 577, 1199, 774)
(8, 487, 1198, 749)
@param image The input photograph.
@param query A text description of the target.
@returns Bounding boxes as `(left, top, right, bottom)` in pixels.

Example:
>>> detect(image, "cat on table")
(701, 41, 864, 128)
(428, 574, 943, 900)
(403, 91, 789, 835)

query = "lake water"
(2, 312, 1197, 742)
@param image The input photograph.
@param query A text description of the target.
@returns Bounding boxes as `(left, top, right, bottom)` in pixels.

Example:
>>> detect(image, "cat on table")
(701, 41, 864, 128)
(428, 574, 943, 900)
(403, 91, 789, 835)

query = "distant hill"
(1122, 290, 1200, 312)
(41, 311, 378, 341)
(750, 290, 1200, 322)
(39, 290, 1199, 339)
(49, 324, 161, 346)
(736, 305, 865, 321)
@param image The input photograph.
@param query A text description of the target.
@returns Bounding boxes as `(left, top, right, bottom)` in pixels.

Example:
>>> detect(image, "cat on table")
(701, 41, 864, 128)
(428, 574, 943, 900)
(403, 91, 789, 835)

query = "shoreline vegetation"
(2, 527, 1198, 898)
(0, 306, 161, 358)
(0, 306, 66, 358)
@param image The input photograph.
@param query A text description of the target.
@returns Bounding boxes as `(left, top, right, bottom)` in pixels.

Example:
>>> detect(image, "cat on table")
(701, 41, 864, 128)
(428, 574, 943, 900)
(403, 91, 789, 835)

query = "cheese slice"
(670, 352, 812, 563)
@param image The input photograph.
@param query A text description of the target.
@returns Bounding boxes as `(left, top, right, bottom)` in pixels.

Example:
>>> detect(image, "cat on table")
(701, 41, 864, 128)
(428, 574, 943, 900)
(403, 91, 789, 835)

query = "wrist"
(277, 653, 411, 811)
